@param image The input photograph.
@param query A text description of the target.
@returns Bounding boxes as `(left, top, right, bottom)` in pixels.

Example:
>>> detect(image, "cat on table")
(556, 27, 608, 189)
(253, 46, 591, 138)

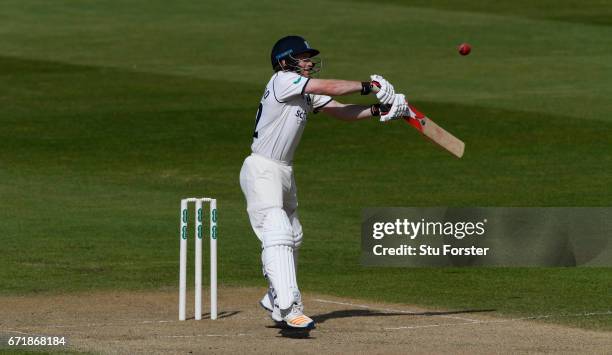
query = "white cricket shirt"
(251, 71, 332, 164)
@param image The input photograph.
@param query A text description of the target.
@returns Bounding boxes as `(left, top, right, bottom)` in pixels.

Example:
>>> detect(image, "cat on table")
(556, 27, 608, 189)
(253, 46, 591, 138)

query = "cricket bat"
(402, 104, 465, 158)
(371, 82, 465, 158)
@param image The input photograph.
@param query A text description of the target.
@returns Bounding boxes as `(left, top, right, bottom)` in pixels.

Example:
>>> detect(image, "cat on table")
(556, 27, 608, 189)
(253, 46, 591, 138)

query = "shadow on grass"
(265, 308, 494, 339)
(185, 311, 240, 320)
(312, 308, 496, 324)
(266, 322, 316, 339)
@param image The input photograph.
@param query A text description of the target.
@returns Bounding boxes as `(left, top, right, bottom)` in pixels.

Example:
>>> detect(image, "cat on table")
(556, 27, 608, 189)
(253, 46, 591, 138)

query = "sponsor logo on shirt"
(295, 109, 307, 122)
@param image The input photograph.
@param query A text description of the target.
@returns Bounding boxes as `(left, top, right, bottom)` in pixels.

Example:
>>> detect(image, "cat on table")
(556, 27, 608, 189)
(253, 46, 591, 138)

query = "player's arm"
(304, 74, 395, 103)
(319, 100, 387, 121)
(304, 79, 363, 96)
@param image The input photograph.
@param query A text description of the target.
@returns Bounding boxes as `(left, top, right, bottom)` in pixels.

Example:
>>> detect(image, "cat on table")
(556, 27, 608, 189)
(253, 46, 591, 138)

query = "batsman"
(239, 35, 409, 329)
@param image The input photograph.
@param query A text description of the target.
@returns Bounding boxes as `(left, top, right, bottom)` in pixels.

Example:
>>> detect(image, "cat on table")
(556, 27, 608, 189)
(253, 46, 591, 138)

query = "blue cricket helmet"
(270, 35, 320, 71)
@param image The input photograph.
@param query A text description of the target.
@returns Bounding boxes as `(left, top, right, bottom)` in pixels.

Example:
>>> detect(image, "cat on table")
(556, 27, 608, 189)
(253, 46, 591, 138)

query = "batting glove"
(380, 94, 411, 122)
(370, 74, 395, 105)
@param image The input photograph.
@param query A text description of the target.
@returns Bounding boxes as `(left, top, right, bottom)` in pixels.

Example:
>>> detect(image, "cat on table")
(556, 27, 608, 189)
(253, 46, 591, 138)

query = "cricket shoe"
(281, 302, 315, 329)
(259, 292, 283, 323)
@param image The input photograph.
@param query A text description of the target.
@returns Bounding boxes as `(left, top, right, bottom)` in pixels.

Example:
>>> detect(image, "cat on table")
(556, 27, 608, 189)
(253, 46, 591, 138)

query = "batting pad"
(263, 245, 300, 310)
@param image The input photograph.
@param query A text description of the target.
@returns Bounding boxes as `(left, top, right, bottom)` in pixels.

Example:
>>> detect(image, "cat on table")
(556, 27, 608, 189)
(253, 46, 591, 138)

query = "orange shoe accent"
(288, 315, 311, 325)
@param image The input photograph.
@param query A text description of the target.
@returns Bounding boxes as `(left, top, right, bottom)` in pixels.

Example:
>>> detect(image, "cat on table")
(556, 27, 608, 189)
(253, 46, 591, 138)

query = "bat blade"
(404, 104, 465, 158)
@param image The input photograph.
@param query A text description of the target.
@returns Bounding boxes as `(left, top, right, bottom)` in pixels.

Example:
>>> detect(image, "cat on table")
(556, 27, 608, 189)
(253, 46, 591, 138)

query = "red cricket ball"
(458, 43, 471, 56)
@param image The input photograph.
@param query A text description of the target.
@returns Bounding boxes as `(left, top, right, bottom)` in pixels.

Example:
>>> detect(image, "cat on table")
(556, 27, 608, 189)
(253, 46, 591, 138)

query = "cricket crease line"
(312, 298, 479, 322)
(161, 333, 251, 338)
(384, 310, 612, 330)
(0, 329, 250, 342)
(48, 319, 177, 328)
(2, 319, 178, 332)
(1, 329, 40, 336)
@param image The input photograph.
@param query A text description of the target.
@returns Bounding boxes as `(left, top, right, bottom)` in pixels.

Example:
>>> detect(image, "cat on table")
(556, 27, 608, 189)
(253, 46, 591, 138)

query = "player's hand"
(380, 94, 410, 122)
(370, 74, 395, 105)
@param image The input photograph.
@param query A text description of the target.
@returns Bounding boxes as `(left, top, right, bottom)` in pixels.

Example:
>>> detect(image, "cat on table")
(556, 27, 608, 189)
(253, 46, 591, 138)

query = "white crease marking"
(1, 329, 39, 336)
(385, 311, 612, 330)
(162, 333, 250, 338)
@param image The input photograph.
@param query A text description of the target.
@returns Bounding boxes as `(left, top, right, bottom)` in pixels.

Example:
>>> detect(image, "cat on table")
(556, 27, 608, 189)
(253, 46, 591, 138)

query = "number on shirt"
(253, 103, 263, 138)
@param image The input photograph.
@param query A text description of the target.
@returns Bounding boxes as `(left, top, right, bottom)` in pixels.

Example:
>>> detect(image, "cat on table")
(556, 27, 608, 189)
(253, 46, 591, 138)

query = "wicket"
(179, 198, 217, 321)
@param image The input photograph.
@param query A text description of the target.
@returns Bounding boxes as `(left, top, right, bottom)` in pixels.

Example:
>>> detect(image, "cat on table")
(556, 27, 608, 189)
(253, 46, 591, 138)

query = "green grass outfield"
(1, 0, 611, 331)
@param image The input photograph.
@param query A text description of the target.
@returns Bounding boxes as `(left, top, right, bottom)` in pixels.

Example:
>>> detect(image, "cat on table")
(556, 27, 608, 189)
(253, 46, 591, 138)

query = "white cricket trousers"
(239, 153, 303, 310)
